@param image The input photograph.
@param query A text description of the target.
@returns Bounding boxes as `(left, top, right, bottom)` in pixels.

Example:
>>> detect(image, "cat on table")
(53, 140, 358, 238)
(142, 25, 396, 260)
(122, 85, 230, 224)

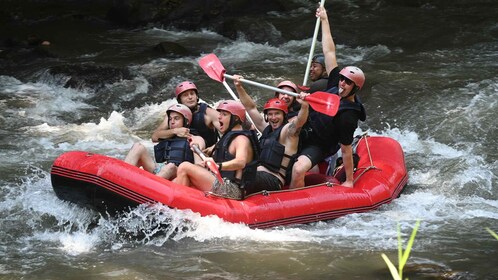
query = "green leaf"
(486, 227, 498, 240)
(401, 220, 420, 265)
(399, 220, 420, 278)
(397, 222, 402, 271)
(381, 253, 402, 280)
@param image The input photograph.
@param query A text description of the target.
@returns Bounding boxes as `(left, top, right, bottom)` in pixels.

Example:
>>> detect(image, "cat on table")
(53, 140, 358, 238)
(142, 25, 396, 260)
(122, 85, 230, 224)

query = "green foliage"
(381, 220, 421, 280)
(486, 227, 498, 240)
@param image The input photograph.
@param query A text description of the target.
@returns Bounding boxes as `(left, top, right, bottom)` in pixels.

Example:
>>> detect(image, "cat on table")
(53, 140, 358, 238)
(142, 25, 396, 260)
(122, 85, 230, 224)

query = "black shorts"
(299, 144, 331, 166)
(246, 171, 282, 194)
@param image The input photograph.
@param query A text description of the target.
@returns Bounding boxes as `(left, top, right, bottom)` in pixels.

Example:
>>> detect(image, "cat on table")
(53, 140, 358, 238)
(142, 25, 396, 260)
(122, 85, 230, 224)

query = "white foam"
(144, 27, 226, 40)
(1, 75, 95, 125)
(25, 111, 138, 152)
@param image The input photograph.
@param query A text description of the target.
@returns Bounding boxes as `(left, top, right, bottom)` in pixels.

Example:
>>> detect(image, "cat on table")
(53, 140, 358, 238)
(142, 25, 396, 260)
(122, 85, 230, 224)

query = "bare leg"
(309, 165, 320, 173)
(124, 143, 156, 173)
(157, 163, 177, 180)
(174, 162, 216, 191)
(190, 135, 206, 165)
(289, 155, 313, 189)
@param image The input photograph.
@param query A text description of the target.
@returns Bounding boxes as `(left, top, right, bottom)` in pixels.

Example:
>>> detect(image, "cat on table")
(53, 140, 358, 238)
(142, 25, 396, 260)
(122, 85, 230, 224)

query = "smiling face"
(265, 109, 285, 130)
(168, 111, 184, 129)
(338, 75, 355, 98)
(178, 89, 198, 109)
(310, 62, 326, 82)
(275, 85, 296, 108)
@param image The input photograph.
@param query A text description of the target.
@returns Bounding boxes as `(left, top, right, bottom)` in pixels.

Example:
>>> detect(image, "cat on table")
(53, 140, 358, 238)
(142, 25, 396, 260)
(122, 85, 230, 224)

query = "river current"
(1, 1, 497, 279)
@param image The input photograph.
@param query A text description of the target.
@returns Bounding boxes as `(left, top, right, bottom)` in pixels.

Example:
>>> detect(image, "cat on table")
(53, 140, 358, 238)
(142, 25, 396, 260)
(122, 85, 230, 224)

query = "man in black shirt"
(289, 5, 366, 189)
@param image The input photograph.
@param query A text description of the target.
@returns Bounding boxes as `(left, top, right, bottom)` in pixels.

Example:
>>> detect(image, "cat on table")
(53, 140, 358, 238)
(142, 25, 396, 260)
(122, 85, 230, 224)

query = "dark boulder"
(153, 41, 190, 56)
(48, 63, 133, 90)
(105, 0, 304, 43)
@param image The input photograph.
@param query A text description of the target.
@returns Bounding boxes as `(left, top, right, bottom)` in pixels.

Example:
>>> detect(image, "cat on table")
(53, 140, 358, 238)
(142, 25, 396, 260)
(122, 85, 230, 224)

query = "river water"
(1, 1, 497, 279)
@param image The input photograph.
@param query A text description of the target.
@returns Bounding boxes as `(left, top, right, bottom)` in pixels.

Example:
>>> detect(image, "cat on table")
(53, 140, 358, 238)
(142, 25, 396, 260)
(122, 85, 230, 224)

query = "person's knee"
(176, 162, 190, 176)
(293, 157, 313, 177)
(131, 142, 145, 153)
(158, 163, 177, 179)
(293, 161, 307, 175)
(165, 163, 177, 172)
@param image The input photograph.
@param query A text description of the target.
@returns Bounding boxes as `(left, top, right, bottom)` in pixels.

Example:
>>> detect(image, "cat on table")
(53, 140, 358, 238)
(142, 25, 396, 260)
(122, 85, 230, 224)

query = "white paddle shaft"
(302, 0, 326, 86)
(224, 74, 299, 97)
(192, 144, 206, 160)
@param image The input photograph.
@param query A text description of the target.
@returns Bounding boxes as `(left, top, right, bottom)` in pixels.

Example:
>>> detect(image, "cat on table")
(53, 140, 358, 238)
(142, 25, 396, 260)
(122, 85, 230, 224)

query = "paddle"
(302, 0, 326, 86)
(199, 53, 340, 116)
(191, 143, 224, 183)
(196, 55, 261, 134)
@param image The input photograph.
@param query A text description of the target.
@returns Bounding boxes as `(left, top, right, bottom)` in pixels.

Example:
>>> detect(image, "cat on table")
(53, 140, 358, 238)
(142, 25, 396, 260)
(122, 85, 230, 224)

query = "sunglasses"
(339, 75, 353, 86)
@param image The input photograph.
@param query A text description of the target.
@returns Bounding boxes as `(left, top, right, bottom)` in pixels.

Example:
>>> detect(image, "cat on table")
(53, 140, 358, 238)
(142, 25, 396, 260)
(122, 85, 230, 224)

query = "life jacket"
(153, 137, 194, 166)
(212, 130, 260, 188)
(191, 103, 218, 147)
(305, 94, 366, 143)
(326, 85, 339, 94)
(258, 125, 296, 182)
(338, 96, 366, 121)
(287, 110, 298, 119)
(308, 77, 328, 93)
(286, 101, 301, 119)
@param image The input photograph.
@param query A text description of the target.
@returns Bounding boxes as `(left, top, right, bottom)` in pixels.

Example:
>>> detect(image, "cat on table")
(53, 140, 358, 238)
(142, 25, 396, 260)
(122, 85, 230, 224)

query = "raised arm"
(285, 92, 310, 138)
(317, 6, 338, 75)
(233, 75, 267, 132)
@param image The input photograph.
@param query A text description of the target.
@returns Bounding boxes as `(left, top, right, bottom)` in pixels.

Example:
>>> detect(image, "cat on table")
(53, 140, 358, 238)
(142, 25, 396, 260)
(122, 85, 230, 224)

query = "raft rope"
(364, 133, 374, 167)
(353, 134, 380, 184)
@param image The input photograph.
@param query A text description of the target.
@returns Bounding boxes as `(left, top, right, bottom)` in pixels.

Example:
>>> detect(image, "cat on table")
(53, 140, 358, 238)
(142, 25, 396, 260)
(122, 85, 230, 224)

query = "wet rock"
(403, 262, 476, 280)
(153, 41, 190, 56)
(106, 0, 303, 43)
(48, 63, 133, 90)
(216, 18, 284, 45)
(107, 0, 167, 25)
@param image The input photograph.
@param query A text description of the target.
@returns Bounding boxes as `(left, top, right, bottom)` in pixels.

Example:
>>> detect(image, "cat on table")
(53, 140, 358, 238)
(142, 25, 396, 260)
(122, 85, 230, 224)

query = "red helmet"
(263, 98, 288, 114)
(167, 103, 192, 127)
(277, 80, 298, 93)
(175, 81, 198, 97)
(339, 66, 365, 89)
(216, 100, 246, 122)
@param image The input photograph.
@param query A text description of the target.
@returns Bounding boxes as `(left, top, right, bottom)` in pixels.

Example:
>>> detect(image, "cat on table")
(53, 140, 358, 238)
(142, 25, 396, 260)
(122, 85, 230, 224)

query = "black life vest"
(326, 85, 339, 94)
(191, 103, 218, 147)
(153, 137, 194, 166)
(258, 125, 295, 180)
(338, 96, 366, 121)
(305, 94, 366, 143)
(288, 101, 301, 119)
(212, 130, 260, 187)
(308, 77, 328, 93)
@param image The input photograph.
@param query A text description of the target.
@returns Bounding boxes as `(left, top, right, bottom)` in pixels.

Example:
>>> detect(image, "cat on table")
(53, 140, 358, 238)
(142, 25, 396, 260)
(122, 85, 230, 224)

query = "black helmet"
(312, 54, 325, 67)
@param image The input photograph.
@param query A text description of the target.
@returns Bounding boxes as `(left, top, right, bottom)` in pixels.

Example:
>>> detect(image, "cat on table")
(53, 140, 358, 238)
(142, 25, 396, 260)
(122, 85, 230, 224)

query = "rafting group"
(123, 6, 366, 200)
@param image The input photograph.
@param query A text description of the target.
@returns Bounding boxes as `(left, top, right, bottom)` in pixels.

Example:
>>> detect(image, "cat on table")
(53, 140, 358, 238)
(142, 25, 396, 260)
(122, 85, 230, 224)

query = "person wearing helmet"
(233, 75, 310, 192)
(124, 103, 205, 180)
(174, 100, 259, 200)
(171, 81, 220, 148)
(273, 80, 301, 118)
(290, 6, 367, 189)
(307, 54, 329, 93)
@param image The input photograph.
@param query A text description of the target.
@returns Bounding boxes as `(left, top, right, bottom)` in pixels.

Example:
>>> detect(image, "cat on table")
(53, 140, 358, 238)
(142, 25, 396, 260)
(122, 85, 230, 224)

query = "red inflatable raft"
(51, 135, 408, 229)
